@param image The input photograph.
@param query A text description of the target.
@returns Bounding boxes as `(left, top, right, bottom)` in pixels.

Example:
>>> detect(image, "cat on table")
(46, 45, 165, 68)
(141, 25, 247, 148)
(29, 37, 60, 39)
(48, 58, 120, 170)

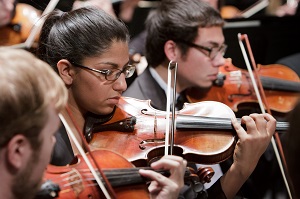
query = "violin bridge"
(139, 138, 165, 150)
(229, 70, 242, 89)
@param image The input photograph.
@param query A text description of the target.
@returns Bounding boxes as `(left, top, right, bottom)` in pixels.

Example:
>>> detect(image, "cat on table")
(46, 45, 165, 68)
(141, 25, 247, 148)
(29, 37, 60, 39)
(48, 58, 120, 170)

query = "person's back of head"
(0, 48, 67, 150)
(37, 7, 130, 71)
(145, 0, 224, 67)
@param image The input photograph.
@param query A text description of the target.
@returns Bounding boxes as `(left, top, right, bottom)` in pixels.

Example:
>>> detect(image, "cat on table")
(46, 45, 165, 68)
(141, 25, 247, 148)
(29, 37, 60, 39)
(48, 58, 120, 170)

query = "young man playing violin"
(0, 48, 68, 199)
(123, 0, 279, 198)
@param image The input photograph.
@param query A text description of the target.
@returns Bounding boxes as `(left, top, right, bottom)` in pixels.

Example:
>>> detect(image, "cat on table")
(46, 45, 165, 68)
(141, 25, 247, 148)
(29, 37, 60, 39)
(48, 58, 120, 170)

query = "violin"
(85, 97, 288, 167)
(0, 3, 41, 46)
(186, 59, 300, 114)
(220, 0, 269, 19)
(35, 149, 203, 199)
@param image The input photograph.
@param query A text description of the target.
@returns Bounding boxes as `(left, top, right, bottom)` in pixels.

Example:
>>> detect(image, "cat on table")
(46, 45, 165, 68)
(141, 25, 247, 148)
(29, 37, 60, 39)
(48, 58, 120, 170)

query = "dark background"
(223, 15, 300, 68)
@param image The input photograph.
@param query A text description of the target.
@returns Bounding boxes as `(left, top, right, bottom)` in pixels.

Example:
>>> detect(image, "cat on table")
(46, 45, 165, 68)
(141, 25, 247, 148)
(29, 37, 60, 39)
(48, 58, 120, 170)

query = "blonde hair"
(0, 49, 68, 148)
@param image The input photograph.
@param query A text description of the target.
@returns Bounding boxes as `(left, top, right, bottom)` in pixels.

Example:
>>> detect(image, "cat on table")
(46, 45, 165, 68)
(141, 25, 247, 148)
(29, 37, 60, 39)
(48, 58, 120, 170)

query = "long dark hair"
(37, 7, 130, 72)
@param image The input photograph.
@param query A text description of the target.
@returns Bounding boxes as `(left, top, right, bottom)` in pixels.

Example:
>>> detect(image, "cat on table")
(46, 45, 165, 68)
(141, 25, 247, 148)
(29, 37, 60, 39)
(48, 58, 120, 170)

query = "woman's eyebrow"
(96, 61, 130, 69)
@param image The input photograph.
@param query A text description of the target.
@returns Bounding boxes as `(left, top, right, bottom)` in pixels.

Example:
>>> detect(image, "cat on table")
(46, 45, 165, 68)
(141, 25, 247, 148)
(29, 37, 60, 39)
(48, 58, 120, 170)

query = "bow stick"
(238, 33, 293, 198)
(60, 105, 118, 199)
(165, 60, 178, 155)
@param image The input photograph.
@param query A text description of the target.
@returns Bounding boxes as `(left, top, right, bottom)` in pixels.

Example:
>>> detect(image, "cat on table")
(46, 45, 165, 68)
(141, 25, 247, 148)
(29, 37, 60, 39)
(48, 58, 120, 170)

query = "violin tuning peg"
(197, 167, 215, 184)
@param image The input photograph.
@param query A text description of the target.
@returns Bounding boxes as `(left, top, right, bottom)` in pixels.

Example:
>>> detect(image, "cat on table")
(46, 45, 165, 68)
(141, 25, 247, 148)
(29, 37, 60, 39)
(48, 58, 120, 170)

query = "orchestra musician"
(123, 0, 281, 198)
(35, 2, 277, 199)
(0, 48, 68, 199)
(37, 7, 188, 199)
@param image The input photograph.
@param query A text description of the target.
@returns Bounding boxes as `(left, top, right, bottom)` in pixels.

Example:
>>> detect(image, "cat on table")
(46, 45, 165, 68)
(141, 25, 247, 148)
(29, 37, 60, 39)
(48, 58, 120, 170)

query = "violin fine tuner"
(34, 180, 60, 199)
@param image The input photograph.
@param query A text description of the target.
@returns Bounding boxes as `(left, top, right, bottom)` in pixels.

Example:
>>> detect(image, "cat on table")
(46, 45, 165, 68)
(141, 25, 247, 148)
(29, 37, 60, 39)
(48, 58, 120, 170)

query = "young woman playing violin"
(123, 0, 278, 198)
(37, 7, 187, 199)
(37, 5, 276, 199)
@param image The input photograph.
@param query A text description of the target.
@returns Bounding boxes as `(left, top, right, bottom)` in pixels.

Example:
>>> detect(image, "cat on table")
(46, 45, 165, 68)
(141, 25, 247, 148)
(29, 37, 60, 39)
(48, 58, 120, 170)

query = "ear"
(164, 40, 180, 62)
(7, 135, 32, 170)
(57, 59, 75, 86)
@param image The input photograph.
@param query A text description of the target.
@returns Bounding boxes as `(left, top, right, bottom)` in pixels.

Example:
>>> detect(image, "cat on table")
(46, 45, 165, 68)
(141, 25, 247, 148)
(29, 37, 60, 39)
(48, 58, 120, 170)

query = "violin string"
(51, 169, 149, 191)
(44, 168, 79, 183)
(47, 170, 101, 190)
(59, 113, 114, 199)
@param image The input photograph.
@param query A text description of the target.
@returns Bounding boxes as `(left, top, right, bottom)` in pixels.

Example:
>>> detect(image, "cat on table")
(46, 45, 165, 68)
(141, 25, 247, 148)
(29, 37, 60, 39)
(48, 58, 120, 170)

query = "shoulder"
(123, 66, 157, 99)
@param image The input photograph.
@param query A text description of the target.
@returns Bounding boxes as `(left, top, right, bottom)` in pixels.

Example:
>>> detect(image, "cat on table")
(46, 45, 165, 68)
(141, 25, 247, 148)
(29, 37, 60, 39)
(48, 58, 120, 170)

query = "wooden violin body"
(86, 97, 288, 168)
(87, 97, 238, 166)
(0, 3, 41, 46)
(220, 0, 269, 19)
(40, 149, 150, 199)
(37, 149, 206, 199)
(187, 59, 300, 114)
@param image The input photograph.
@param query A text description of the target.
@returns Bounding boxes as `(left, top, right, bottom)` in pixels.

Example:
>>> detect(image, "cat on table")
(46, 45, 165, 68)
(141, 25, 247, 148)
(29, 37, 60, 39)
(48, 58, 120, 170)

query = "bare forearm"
(220, 163, 254, 199)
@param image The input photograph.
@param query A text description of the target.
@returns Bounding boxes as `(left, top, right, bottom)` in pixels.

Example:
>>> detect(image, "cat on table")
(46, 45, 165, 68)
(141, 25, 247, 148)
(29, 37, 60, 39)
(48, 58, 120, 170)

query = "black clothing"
(276, 52, 300, 76)
(51, 124, 74, 166)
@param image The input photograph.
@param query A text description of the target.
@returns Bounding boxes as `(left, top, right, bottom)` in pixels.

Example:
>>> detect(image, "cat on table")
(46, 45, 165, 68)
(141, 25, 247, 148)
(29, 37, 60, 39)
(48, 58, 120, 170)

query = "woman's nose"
(113, 73, 127, 92)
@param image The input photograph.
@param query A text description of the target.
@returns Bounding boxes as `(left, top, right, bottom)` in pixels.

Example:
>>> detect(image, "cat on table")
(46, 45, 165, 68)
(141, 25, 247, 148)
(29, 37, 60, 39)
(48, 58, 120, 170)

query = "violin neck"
(100, 167, 153, 187)
(99, 168, 191, 187)
(176, 115, 289, 132)
(260, 76, 300, 92)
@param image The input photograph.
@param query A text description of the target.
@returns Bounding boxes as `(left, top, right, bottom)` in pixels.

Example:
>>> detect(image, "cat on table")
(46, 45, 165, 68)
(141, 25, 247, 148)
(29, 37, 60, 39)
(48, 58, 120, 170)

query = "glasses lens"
(210, 44, 227, 59)
(106, 65, 136, 81)
(124, 65, 136, 78)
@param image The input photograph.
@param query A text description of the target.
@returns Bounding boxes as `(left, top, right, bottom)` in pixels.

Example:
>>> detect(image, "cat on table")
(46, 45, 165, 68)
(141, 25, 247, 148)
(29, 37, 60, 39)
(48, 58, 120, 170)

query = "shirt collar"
(149, 67, 180, 106)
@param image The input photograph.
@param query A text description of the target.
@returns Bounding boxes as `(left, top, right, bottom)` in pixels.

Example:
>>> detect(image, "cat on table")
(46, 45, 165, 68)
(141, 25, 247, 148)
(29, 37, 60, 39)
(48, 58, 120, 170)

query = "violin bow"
(60, 105, 117, 199)
(165, 60, 178, 155)
(240, 0, 269, 18)
(237, 33, 293, 198)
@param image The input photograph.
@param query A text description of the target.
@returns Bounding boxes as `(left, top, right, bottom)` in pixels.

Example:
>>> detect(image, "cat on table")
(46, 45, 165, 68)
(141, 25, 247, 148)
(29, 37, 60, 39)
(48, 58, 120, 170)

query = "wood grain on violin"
(187, 59, 300, 114)
(85, 97, 288, 167)
(40, 150, 150, 199)
(38, 149, 203, 199)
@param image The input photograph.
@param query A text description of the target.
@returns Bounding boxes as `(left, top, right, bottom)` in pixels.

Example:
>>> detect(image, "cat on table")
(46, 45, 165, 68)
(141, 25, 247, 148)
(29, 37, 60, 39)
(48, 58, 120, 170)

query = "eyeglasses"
(175, 40, 227, 60)
(71, 62, 136, 81)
